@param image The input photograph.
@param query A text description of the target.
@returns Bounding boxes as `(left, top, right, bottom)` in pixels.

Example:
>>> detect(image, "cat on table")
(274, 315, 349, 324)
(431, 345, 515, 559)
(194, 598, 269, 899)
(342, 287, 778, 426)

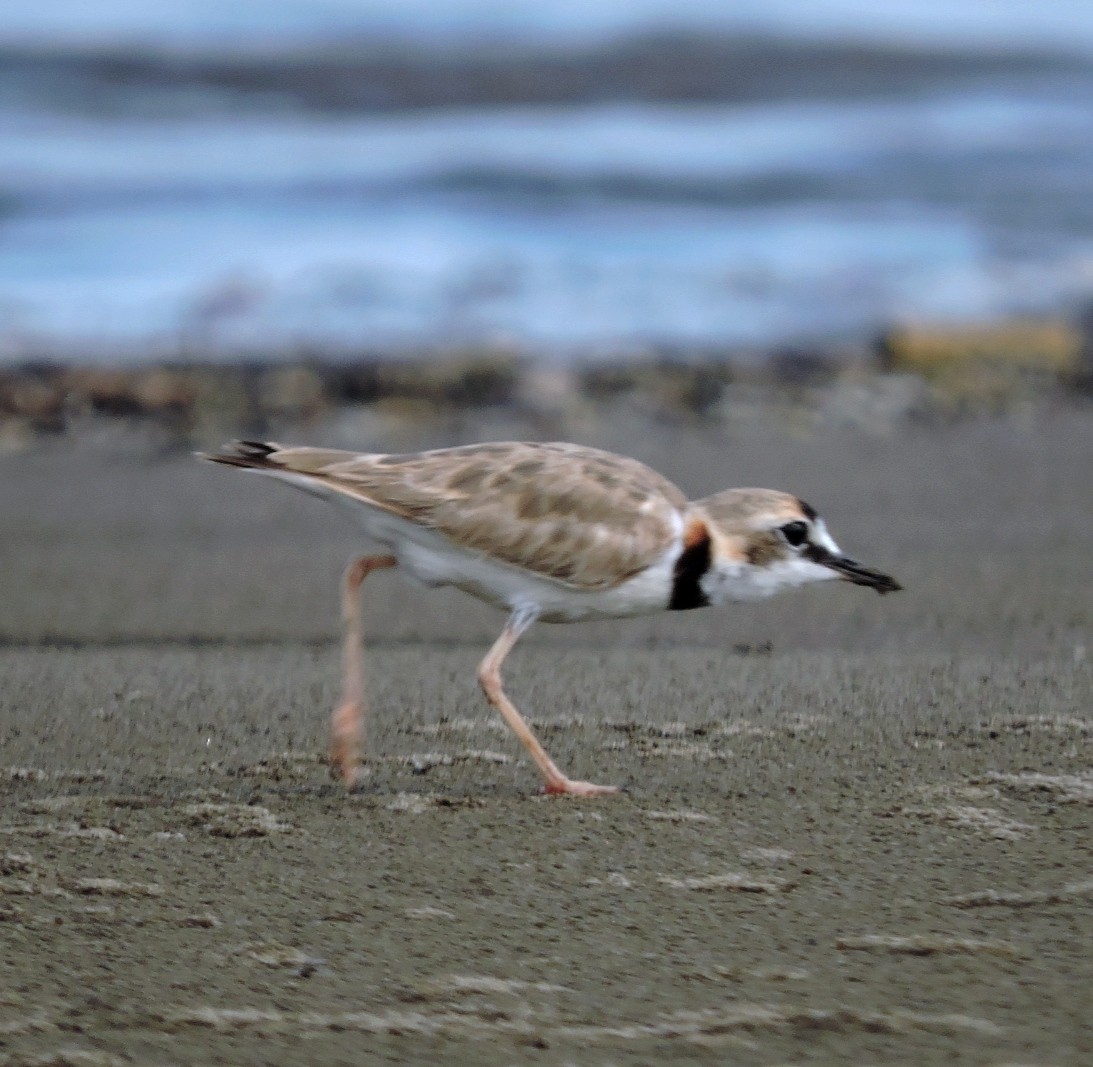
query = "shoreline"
(2, 318, 1090, 453)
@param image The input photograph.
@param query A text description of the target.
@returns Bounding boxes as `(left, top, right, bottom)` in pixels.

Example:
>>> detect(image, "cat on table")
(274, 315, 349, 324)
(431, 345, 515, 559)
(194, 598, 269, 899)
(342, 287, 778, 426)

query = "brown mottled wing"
(234, 441, 686, 589)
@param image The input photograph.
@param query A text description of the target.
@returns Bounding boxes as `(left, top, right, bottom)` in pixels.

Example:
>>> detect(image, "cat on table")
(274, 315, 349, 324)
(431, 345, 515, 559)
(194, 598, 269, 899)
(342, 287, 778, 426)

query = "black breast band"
(669, 529, 712, 611)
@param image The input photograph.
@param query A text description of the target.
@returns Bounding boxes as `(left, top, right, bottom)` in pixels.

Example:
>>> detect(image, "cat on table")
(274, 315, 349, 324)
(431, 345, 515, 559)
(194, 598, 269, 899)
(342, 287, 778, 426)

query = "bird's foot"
(541, 778, 620, 798)
(328, 751, 359, 791)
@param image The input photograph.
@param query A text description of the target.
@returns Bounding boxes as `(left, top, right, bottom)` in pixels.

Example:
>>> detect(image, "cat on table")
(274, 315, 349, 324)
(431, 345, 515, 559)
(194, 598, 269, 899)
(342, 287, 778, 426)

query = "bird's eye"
(780, 520, 809, 547)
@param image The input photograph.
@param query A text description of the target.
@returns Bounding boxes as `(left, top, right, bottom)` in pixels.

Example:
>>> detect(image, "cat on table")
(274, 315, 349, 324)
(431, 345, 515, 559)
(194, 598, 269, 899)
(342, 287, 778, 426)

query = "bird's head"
(682, 489, 901, 606)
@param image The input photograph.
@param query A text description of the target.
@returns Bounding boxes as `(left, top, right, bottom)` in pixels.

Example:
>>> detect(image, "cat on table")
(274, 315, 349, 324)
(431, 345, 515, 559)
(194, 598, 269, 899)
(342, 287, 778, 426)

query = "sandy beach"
(2, 406, 1091, 1065)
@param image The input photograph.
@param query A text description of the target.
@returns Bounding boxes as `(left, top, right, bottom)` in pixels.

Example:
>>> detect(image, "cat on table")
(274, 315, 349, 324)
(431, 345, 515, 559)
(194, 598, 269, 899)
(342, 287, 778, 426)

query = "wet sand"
(2, 409, 1091, 1065)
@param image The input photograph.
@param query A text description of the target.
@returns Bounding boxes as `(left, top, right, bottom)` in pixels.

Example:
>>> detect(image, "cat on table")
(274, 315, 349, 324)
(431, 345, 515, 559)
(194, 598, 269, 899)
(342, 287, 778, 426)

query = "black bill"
(806, 546, 902, 594)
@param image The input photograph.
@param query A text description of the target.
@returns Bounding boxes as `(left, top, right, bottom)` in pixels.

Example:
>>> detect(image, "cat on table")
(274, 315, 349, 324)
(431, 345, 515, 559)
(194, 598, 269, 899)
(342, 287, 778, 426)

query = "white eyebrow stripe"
(812, 518, 841, 555)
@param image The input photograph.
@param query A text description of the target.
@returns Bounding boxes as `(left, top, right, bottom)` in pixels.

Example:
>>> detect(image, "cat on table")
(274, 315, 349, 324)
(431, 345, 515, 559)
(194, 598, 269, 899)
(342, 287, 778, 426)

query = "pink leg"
(331, 553, 397, 789)
(477, 609, 619, 797)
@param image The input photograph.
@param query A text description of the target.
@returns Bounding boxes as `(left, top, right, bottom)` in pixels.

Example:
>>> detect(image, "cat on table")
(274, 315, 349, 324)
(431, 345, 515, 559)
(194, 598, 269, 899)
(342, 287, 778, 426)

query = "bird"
(202, 439, 901, 796)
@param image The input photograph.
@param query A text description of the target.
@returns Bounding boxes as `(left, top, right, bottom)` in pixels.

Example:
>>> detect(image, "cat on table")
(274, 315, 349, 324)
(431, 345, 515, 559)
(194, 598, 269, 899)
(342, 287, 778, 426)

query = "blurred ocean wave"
(3, 3, 1093, 359)
(3, 34, 1084, 117)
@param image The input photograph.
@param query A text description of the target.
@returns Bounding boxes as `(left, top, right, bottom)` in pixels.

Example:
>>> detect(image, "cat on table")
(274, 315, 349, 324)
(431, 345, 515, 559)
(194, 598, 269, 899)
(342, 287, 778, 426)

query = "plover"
(203, 440, 900, 795)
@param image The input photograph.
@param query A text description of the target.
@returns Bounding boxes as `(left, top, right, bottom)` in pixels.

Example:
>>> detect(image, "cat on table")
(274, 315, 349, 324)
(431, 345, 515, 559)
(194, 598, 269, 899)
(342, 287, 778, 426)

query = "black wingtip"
(198, 439, 280, 468)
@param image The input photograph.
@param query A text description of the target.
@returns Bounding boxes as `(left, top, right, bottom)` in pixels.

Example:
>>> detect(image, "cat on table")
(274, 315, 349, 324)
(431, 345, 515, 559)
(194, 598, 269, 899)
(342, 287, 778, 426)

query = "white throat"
(701, 555, 839, 604)
(701, 520, 844, 604)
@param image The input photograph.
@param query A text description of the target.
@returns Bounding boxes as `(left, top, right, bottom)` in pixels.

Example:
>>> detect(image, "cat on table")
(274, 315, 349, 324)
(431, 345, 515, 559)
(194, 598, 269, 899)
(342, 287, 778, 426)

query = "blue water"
(7, 1, 1093, 51)
(3, 1, 1093, 359)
